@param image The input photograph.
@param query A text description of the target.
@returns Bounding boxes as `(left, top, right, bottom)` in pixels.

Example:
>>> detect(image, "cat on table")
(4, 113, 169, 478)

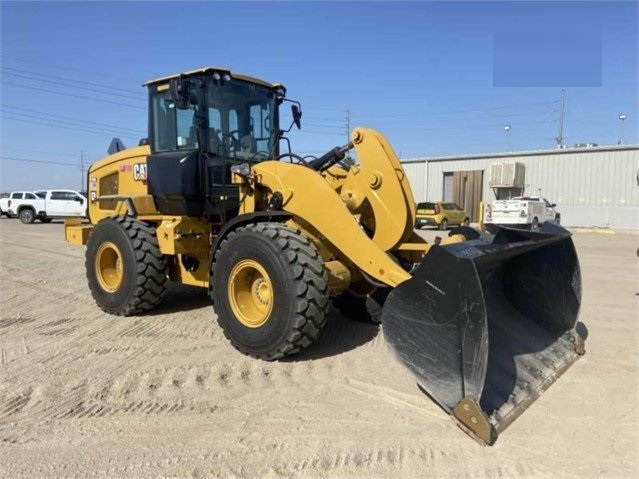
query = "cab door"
(46, 191, 67, 216)
(67, 193, 86, 216)
(47, 191, 82, 216)
(543, 199, 557, 223)
(448, 203, 464, 224)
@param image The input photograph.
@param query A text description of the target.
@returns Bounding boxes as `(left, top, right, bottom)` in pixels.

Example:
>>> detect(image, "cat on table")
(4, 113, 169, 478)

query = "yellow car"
(415, 201, 470, 230)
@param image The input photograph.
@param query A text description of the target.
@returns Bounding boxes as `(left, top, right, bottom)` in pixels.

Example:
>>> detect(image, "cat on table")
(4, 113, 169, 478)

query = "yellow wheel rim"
(95, 242, 124, 293)
(228, 259, 273, 328)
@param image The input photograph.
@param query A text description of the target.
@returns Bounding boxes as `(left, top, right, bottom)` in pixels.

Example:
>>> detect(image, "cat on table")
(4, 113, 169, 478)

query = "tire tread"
(212, 223, 328, 360)
(86, 215, 167, 316)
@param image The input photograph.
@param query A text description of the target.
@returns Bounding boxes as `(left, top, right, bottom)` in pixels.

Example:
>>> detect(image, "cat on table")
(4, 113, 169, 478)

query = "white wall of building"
(403, 146, 639, 229)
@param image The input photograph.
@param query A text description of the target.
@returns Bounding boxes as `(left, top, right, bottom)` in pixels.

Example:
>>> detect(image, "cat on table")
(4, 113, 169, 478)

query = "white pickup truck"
(1, 191, 40, 219)
(2, 190, 87, 224)
(485, 196, 560, 230)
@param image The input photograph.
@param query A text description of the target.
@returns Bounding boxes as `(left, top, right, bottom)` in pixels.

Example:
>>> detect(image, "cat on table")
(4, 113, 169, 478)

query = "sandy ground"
(0, 218, 637, 478)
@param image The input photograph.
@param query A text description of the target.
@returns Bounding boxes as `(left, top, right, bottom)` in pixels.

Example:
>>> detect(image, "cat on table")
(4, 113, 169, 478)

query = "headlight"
(230, 162, 251, 176)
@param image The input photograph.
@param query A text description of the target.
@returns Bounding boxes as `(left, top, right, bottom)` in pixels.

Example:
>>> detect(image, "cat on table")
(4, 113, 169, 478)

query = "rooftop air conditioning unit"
(489, 162, 525, 188)
(489, 162, 503, 187)
(502, 162, 525, 188)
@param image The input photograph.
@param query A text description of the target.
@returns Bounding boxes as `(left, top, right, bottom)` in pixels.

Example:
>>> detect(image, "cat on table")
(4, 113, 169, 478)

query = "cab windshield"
(150, 76, 279, 161)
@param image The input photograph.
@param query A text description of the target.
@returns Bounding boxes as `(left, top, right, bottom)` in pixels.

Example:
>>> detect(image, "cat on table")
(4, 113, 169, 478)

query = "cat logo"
(133, 163, 147, 181)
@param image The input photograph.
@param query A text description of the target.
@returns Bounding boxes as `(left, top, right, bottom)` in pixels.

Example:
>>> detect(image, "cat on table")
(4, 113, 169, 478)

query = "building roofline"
(401, 144, 639, 164)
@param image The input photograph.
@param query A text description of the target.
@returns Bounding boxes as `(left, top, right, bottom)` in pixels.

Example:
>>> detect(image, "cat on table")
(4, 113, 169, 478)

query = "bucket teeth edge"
(452, 397, 497, 446)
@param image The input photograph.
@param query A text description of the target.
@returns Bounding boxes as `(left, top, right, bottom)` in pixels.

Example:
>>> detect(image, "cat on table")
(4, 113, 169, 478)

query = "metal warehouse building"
(402, 145, 639, 229)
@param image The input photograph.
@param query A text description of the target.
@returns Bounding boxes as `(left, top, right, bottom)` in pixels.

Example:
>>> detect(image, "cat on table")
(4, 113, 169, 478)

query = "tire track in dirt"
(0, 388, 33, 418)
(264, 443, 543, 478)
(52, 356, 314, 421)
(11, 309, 224, 426)
(0, 315, 176, 424)
(2, 449, 227, 479)
(0, 240, 83, 260)
(12, 321, 180, 426)
(341, 379, 447, 421)
(0, 343, 30, 367)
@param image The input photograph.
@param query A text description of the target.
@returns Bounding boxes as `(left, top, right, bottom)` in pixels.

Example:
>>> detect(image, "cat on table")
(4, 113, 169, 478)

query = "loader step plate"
(382, 223, 583, 445)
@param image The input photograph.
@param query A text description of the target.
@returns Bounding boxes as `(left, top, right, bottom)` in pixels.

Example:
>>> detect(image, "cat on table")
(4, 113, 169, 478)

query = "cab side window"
(11, 193, 23, 199)
(50, 192, 68, 200)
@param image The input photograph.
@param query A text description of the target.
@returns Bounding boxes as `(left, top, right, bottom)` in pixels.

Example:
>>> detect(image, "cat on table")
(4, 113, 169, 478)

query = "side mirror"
(291, 104, 302, 129)
(169, 77, 191, 110)
(550, 203, 557, 208)
(75, 196, 83, 202)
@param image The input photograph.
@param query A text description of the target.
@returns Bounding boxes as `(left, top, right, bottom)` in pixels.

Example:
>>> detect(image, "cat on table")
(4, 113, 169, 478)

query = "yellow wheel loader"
(65, 66, 585, 445)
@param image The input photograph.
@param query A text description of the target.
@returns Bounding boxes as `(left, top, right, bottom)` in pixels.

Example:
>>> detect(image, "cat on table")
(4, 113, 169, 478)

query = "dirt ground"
(0, 218, 637, 478)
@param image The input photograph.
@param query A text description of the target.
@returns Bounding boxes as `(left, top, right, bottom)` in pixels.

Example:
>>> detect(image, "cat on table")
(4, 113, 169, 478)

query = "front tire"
(211, 223, 329, 360)
(86, 216, 167, 315)
(462, 217, 470, 226)
(19, 209, 35, 224)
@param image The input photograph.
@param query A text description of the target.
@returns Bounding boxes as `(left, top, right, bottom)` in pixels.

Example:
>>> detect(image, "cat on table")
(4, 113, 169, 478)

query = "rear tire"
(86, 216, 168, 315)
(531, 217, 540, 231)
(19, 209, 35, 224)
(211, 223, 329, 360)
(439, 218, 448, 230)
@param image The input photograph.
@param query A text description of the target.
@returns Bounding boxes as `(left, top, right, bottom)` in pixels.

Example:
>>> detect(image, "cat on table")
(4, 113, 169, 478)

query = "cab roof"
(144, 66, 284, 91)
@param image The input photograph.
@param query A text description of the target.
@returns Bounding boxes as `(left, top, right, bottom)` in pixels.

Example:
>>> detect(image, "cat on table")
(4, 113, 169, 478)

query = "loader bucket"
(382, 222, 583, 445)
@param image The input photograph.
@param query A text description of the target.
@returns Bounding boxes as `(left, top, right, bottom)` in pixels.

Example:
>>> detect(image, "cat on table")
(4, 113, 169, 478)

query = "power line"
(304, 115, 346, 123)
(2, 115, 141, 139)
(0, 55, 140, 83)
(0, 146, 94, 158)
(303, 122, 344, 131)
(1, 82, 146, 110)
(296, 129, 345, 136)
(2, 112, 141, 138)
(355, 100, 559, 120)
(300, 105, 350, 113)
(1, 71, 145, 102)
(353, 109, 558, 127)
(0, 156, 80, 167)
(2, 104, 144, 135)
(376, 119, 557, 134)
(306, 105, 558, 129)
(1, 67, 145, 98)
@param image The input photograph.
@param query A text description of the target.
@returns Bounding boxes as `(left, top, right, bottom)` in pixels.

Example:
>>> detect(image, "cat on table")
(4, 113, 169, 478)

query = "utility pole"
(618, 113, 627, 145)
(556, 89, 565, 149)
(345, 109, 350, 145)
(80, 151, 87, 191)
(343, 109, 356, 166)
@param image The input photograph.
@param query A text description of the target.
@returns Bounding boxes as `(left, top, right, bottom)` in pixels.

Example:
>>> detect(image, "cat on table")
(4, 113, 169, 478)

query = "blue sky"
(1, 1, 637, 191)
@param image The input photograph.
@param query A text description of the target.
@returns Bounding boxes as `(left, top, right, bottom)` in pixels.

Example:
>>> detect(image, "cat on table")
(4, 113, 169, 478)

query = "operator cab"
(144, 67, 299, 221)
